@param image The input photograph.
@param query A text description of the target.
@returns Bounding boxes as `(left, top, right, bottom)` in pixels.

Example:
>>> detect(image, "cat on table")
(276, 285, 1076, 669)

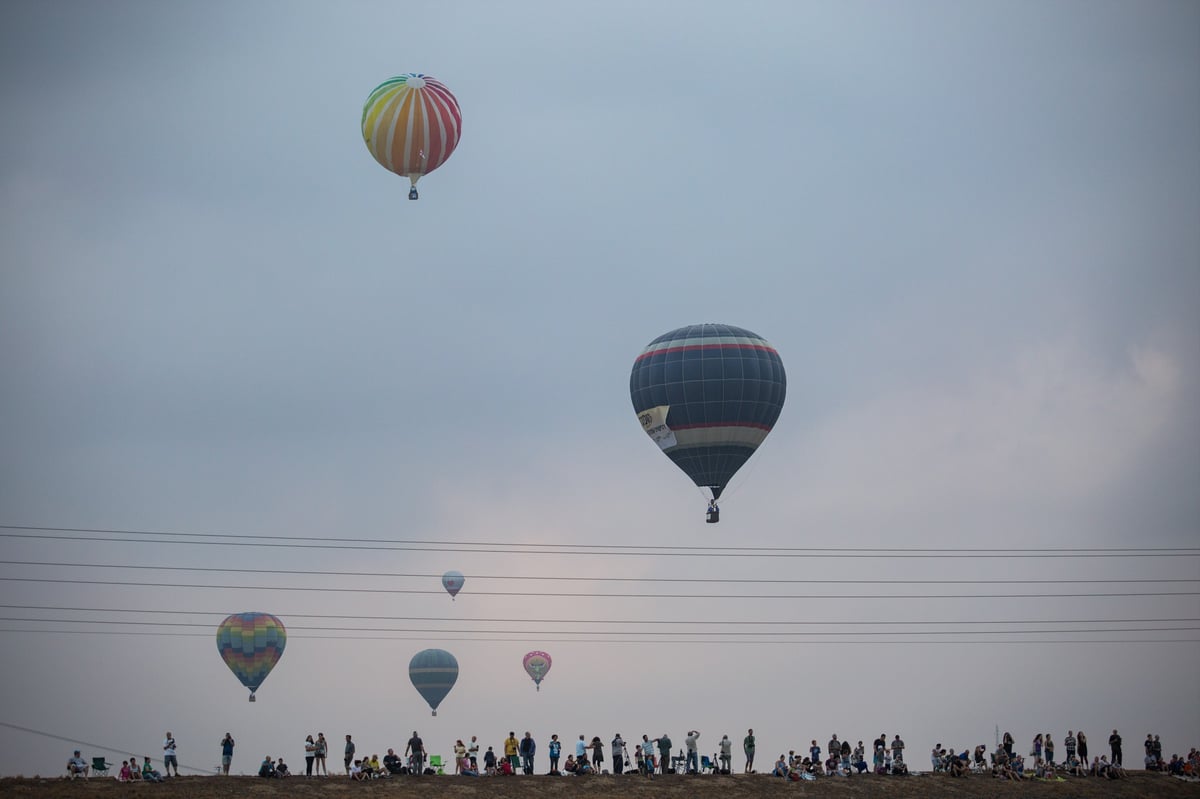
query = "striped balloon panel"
(408, 648, 459, 711)
(362, 74, 462, 181)
(216, 612, 286, 692)
(630, 323, 786, 497)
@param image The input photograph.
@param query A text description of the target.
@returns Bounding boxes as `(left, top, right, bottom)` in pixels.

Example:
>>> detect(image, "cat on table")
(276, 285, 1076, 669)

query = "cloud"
(776, 340, 1184, 542)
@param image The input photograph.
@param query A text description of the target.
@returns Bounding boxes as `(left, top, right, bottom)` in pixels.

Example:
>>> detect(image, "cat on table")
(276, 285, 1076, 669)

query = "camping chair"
(428, 754, 444, 775)
(700, 755, 715, 774)
(91, 757, 113, 777)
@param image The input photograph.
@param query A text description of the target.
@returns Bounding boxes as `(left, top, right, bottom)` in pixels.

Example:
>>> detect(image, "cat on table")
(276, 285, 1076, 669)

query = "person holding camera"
(219, 733, 235, 775)
(685, 730, 700, 774)
(162, 732, 178, 777)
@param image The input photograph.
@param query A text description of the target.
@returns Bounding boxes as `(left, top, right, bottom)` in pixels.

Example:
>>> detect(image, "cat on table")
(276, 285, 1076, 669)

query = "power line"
(2, 560, 1193, 585)
(0, 628, 1194, 645)
(3, 526, 1197, 558)
(5, 604, 1194, 627)
(3, 616, 1196, 636)
(0, 720, 207, 774)
(3, 576, 1197, 599)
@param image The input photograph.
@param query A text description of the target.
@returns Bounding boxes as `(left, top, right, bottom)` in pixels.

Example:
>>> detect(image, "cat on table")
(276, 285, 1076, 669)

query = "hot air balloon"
(409, 648, 458, 716)
(362, 74, 462, 200)
(216, 612, 286, 702)
(522, 651, 552, 691)
(630, 323, 786, 522)
(441, 570, 465, 600)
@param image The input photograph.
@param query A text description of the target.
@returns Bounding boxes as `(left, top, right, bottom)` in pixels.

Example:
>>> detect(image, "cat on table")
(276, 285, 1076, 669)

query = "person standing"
(892, 734, 905, 763)
(1003, 731, 1014, 758)
(549, 734, 562, 774)
(520, 732, 536, 775)
(406, 731, 425, 773)
(657, 732, 672, 775)
(1077, 731, 1088, 763)
(304, 735, 316, 777)
(1045, 734, 1055, 765)
(468, 736, 480, 770)
(744, 728, 756, 773)
(1065, 731, 1076, 763)
(640, 735, 656, 779)
(611, 734, 625, 775)
(685, 730, 700, 774)
(591, 736, 605, 772)
(1109, 730, 1122, 766)
(315, 733, 328, 776)
(162, 732, 178, 777)
(719, 734, 732, 773)
(219, 732, 235, 775)
(344, 735, 355, 774)
(502, 732, 518, 772)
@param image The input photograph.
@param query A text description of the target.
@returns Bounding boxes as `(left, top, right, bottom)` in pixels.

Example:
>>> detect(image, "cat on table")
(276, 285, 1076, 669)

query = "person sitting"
(259, 756, 278, 777)
(142, 757, 163, 782)
(459, 756, 478, 777)
(66, 750, 89, 779)
(498, 757, 515, 775)
(349, 759, 366, 781)
(772, 755, 788, 777)
(825, 754, 840, 775)
(384, 749, 404, 775)
(118, 760, 133, 781)
(276, 757, 290, 777)
(127, 756, 142, 781)
(577, 757, 594, 775)
(563, 754, 578, 773)
(947, 750, 969, 777)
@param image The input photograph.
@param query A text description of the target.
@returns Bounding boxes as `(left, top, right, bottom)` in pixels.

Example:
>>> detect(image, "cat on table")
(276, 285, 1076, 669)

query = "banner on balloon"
(637, 405, 677, 450)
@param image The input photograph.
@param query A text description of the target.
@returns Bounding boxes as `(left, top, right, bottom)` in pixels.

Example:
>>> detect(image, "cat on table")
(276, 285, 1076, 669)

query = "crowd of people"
(66, 725, 1199, 782)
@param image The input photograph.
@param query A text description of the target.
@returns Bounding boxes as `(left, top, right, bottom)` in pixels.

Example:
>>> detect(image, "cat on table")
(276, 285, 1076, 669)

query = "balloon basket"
(249, 694, 256, 703)
(432, 710, 437, 717)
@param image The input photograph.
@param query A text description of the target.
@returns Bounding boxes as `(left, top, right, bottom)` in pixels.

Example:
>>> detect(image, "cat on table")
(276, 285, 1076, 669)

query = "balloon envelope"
(441, 570, 465, 598)
(409, 648, 459, 715)
(216, 612, 286, 699)
(362, 74, 462, 188)
(523, 651, 552, 690)
(630, 323, 786, 500)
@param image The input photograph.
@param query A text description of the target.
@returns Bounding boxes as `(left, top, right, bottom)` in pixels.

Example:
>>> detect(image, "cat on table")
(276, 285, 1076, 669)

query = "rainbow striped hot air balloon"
(362, 73, 462, 200)
(216, 612, 287, 702)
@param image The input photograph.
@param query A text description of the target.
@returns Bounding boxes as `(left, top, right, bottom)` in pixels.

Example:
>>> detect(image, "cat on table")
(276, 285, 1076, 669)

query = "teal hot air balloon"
(216, 612, 286, 702)
(441, 570, 465, 599)
(409, 648, 458, 716)
(630, 323, 786, 522)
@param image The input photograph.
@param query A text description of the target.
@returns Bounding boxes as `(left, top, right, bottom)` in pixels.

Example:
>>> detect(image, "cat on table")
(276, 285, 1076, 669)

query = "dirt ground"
(2, 772, 1197, 799)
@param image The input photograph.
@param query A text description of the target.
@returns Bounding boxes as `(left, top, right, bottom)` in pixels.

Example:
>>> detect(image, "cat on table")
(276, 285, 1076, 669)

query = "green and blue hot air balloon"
(630, 323, 786, 521)
(409, 648, 458, 716)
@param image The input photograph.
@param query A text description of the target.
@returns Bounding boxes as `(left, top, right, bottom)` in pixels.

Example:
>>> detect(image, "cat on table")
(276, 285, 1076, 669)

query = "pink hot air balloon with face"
(523, 651, 552, 691)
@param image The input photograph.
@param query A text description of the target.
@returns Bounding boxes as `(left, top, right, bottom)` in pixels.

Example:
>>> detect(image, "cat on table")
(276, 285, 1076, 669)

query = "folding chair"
(700, 755, 715, 774)
(91, 757, 113, 777)
(428, 754, 444, 775)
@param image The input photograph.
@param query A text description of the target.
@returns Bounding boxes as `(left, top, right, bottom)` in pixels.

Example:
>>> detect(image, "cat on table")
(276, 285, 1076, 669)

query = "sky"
(1, 0, 1198, 778)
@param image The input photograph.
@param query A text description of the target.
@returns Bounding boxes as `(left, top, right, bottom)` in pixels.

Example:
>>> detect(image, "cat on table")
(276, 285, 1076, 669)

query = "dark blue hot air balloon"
(630, 323, 786, 520)
(408, 648, 458, 716)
